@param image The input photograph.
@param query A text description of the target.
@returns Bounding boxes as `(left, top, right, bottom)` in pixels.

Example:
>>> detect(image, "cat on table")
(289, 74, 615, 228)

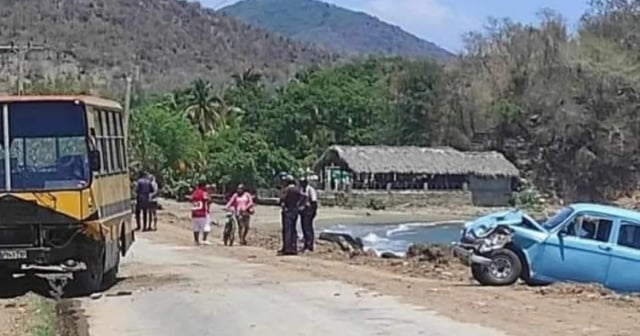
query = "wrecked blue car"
(452, 203, 640, 292)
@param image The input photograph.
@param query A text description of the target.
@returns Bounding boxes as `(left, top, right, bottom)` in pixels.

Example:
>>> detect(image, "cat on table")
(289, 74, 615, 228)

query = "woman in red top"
(190, 181, 211, 245)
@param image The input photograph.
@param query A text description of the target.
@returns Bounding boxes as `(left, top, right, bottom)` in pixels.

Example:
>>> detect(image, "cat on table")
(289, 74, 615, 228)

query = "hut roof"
(313, 145, 519, 177)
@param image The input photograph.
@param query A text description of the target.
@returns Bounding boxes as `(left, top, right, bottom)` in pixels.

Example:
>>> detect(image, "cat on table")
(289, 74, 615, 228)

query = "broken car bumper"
(451, 244, 492, 266)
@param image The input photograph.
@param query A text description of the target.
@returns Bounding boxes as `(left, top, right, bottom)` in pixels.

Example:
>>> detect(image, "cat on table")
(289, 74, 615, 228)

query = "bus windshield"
(0, 101, 89, 191)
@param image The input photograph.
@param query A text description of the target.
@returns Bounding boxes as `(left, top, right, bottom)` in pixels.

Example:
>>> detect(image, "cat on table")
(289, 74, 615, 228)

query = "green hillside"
(220, 0, 453, 59)
(0, 0, 336, 94)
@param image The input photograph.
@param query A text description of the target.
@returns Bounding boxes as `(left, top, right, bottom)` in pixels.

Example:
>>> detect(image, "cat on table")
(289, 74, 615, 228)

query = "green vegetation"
(30, 298, 56, 336)
(220, 0, 452, 59)
(18, 0, 640, 203)
(130, 57, 442, 193)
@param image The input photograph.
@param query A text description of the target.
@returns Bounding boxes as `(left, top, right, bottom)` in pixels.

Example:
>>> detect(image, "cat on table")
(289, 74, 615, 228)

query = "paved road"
(85, 238, 506, 336)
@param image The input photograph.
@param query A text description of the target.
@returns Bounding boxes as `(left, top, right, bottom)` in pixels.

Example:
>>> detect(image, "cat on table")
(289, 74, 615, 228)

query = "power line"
(0, 42, 48, 95)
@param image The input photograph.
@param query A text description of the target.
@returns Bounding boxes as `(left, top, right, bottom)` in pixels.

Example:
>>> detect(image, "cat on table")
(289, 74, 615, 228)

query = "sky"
(204, 0, 590, 52)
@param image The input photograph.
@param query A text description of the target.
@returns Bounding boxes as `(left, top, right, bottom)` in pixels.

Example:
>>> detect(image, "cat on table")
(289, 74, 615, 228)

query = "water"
(321, 221, 464, 257)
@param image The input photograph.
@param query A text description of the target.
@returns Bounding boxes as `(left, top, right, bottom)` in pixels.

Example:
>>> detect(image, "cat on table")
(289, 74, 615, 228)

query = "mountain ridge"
(220, 0, 453, 59)
(0, 0, 337, 94)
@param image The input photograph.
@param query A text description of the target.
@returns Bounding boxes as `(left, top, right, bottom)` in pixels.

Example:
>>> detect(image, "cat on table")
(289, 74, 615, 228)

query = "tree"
(129, 98, 203, 182)
(453, 7, 640, 201)
(183, 79, 219, 137)
(388, 60, 448, 146)
(206, 126, 299, 189)
(184, 79, 245, 136)
(259, 57, 397, 162)
(231, 67, 263, 88)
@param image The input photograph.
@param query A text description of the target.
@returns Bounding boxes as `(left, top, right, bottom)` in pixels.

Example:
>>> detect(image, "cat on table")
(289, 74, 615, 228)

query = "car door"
(604, 220, 640, 292)
(531, 212, 614, 285)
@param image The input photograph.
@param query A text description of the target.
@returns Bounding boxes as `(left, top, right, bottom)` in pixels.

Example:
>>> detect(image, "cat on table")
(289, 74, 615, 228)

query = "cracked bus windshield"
(0, 101, 89, 191)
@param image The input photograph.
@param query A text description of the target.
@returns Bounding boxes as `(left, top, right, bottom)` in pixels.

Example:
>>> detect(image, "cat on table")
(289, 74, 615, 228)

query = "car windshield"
(0, 101, 89, 191)
(541, 206, 574, 230)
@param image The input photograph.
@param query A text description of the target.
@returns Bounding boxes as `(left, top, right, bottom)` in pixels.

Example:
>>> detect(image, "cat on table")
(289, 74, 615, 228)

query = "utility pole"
(124, 75, 132, 129)
(0, 42, 47, 95)
(123, 75, 133, 148)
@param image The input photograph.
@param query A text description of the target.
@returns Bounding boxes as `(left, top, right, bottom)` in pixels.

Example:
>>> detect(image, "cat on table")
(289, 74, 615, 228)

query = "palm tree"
(212, 98, 245, 131)
(183, 79, 244, 136)
(184, 79, 218, 136)
(231, 67, 262, 88)
(163, 88, 189, 112)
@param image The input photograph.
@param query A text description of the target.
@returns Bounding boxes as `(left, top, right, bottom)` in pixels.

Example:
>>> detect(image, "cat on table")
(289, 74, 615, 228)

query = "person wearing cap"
(278, 173, 302, 255)
(299, 176, 318, 252)
(225, 183, 255, 245)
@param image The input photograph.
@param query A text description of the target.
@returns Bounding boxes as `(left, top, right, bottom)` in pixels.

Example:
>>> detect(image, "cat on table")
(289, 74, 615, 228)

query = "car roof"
(570, 203, 640, 221)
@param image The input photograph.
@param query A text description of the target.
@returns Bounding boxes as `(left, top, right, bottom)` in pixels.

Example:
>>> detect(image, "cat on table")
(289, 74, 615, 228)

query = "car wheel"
(474, 248, 522, 286)
(471, 263, 489, 284)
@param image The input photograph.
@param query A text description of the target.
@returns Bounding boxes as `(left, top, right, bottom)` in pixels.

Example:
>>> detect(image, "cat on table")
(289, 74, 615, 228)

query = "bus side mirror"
(89, 150, 101, 171)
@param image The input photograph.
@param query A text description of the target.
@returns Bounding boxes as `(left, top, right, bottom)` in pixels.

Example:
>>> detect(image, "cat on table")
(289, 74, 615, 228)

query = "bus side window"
(116, 112, 127, 168)
(100, 110, 112, 173)
(94, 110, 107, 175)
(110, 111, 122, 172)
(89, 128, 97, 150)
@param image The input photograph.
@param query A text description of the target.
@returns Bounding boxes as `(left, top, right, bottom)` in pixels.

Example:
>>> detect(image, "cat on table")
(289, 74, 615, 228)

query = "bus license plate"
(0, 249, 27, 260)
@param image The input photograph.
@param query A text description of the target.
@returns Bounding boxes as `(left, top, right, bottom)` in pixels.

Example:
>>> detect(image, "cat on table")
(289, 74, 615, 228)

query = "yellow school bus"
(0, 95, 134, 295)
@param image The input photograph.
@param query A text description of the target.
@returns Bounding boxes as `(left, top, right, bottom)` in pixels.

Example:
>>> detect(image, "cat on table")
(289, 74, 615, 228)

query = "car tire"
(471, 263, 489, 284)
(473, 248, 522, 286)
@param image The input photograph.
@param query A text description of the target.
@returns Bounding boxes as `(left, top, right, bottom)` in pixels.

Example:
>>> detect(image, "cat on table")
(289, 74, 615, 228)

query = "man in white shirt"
(299, 177, 318, 253)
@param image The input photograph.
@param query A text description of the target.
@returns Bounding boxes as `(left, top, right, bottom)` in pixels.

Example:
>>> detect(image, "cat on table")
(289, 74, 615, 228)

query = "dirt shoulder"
(0, 296, 31, 336)
(149, 200, 639, 336)
(0, 293, 72, 336)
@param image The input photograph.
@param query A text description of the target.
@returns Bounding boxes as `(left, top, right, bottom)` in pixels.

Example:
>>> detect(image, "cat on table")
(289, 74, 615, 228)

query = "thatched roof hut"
(313, 145, 519, 178)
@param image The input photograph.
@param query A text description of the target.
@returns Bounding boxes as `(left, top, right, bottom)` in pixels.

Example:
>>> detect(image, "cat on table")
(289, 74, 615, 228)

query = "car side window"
(564, 215, 613, 243)
(617, 222, 640, 250)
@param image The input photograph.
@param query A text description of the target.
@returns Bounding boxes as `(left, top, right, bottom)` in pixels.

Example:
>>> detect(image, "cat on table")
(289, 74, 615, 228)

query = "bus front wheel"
(103, 243, 120, 289)
(69, 252, 105, 297)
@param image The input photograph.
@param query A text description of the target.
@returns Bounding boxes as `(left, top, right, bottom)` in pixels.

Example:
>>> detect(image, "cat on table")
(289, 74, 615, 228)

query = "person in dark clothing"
(299, 177, 318, 252)
(278, 174, 302, 256)
(135, 171, 153, 231)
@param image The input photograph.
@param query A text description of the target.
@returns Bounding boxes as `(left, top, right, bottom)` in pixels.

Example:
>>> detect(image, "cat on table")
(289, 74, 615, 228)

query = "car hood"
(462, 209, 542, 239)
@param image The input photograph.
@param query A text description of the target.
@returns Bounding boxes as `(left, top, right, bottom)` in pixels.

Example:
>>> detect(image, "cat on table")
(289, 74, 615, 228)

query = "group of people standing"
(135, 171, 159, 232)
(136, 169, 318, 254)
(278, 174, 318, 256)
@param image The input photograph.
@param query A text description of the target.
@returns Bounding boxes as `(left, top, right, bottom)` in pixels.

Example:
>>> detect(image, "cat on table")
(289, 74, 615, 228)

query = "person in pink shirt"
(225, 184, 255, 245)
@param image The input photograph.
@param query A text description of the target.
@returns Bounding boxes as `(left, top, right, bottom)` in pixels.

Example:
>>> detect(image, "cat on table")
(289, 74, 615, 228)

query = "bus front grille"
(0, 226, 36, 247)
(0, 194, 79, 247)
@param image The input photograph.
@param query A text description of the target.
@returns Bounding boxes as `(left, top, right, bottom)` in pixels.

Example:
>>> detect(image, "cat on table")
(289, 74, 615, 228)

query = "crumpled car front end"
(452, 209, 543, 286)
(454, 222, 516, 266)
